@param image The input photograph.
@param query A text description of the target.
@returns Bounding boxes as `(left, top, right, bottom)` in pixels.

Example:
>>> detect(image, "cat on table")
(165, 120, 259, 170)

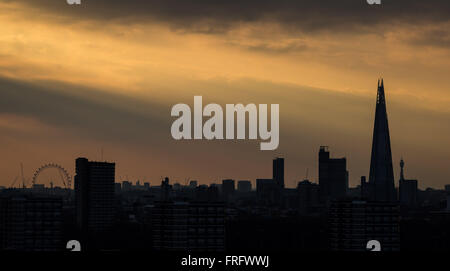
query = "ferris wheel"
(32, 163, 72, 189)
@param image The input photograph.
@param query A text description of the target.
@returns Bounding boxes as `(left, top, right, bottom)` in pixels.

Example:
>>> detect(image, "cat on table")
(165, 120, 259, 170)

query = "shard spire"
(368, 79, 396, 201)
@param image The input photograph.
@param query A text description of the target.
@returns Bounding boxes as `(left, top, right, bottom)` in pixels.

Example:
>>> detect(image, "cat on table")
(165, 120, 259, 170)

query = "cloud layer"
(12, 0, 450, 33)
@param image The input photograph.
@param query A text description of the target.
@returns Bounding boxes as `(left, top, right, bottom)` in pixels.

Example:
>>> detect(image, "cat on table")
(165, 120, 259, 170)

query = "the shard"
(368, 79, 396, 201)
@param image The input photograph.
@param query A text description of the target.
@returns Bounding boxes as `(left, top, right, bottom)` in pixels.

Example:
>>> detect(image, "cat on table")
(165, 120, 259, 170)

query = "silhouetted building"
(256, 179, 280, 207)
(161, 177, 172, 201)
(187, 202, 225, 251)
(114, 182, 122, 194)
(398, 159, 418, 207)
(360, 176, 369, 198)
(222, 179, 235, 200)
(189, 180, 198, 189)
(75, 158, 115, 238)
(152, 201, 188, 251)
(445, 185, 450, 193)
(282, 188, 299, 210)
(31, 184, 45, 192)
(418, 188, 447, 209)
(273, 157, 285, 188)
(329, 200, 400, 251)
(122, 181, 132, 192)
(367, 79, 396, 202)
(297, 180, 320, 214)
(445, 185, 450, 212)
(237, 180, 252, 193)
(195, 185, 219, 202)
(0, 194, 63, 251)
(319, 146, 348, 202)
(152, 201, 225, 251)
(173, 183, 181, 190)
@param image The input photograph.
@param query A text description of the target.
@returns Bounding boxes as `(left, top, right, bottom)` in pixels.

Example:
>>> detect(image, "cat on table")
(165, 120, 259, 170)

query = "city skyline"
(0, 80, 443, 191)
(2, 0, 450, 256)
(1, 1, 449, 189)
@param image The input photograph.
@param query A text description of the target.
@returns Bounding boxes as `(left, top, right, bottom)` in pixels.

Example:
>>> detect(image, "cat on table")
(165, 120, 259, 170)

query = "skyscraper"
(273, 157, 284, 188)
(398, 159, 418, 207)
(319, 146, 348, 203)
(368, 79, 396, 201)
(75, 158, 115, 241)
(221, 179, 235, 201)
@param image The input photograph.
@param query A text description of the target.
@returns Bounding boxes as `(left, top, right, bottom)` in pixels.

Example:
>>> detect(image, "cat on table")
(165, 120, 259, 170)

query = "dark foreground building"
(151, 201, 225, 251)
(75, 157, 115, 248)
(0, 193, 63, 251)
(329, 200, 400, 251)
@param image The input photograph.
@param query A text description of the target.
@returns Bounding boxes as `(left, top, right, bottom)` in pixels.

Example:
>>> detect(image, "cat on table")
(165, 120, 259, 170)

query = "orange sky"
(0, 1, 449, 189)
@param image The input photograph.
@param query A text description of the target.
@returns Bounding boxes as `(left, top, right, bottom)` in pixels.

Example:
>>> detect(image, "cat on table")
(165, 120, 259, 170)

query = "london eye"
(32, 163, 72, 189)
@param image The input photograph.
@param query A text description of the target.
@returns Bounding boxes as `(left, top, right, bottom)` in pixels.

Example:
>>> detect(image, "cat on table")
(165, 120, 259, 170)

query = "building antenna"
(101, 147, 104, 161)
(305, 168, 309, 180)
(21, 163, 26, 189)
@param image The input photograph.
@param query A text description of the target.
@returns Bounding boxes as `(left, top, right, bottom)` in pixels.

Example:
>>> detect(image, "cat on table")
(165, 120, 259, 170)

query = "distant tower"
(400, 158, 405, 181)
(319, 146, 348, 203)
(273, 157, 285, 188)
(368, 79, 396, 201)
(398, 159, 418, 207)
(161, 177, 171, 201)
(75, 157, 115, 248)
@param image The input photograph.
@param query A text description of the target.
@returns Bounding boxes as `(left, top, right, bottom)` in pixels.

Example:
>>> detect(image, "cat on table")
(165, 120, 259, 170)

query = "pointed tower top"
(377, 78, 386, 104)
(400, 158, 405, 181)
(369, 78, 395, 201)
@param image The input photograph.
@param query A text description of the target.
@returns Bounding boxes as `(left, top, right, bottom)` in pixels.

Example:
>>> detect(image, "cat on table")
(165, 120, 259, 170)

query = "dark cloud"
(239, 41, 311, 54)
(408, 29, 450, 48)
(12, 0, 450, 34)
(0, 77, 169, 145)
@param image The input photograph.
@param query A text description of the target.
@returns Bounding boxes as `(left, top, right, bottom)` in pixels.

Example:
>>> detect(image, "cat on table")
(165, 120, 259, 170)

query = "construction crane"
(9, 163, 25, 188)
(10, 176, 19, 188)
(21, 163, 26, 188)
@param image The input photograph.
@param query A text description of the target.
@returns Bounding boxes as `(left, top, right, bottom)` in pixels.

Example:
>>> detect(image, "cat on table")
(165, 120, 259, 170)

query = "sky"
(0, 0, 449, 189)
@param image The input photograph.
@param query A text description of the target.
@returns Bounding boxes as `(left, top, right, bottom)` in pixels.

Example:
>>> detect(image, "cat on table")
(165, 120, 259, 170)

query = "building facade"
(75, 158, 116, 239)
(273, 157, 285, 189)
(0, 193, 63, 251)
(151, 201, 225, 251)
(329, 200, 400, 251)
(319, 146, 348, 203)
